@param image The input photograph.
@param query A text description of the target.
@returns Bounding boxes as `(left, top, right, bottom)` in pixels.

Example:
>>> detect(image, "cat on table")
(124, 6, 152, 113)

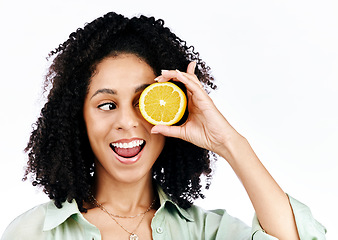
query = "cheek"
(84, 109, 95, 134)
(151, 133, 166, 155)
(84, 108, 108, 142)
(140, 115, 155, 131)
(140, 118, 165, 153)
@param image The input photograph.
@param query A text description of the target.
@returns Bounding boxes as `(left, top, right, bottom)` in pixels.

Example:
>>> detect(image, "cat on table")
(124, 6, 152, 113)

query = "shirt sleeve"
(1, 205, 47, 240)
(251, 194, 326, 240)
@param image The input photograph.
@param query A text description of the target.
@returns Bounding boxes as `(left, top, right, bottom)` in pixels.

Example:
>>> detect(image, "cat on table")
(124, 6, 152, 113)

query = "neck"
(91, 170, 156, 215)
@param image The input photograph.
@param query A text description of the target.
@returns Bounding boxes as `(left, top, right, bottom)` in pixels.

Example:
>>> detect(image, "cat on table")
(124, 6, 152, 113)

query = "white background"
(0, 0, 337, 238)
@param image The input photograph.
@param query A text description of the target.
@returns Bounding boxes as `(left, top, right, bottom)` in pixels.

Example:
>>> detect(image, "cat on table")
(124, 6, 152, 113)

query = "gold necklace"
(91, 196, 156, 240)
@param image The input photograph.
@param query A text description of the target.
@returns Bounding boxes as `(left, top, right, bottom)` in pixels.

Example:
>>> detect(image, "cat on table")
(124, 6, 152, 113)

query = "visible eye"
(134, 95, 141, 108)
(98, 102, 116, 111)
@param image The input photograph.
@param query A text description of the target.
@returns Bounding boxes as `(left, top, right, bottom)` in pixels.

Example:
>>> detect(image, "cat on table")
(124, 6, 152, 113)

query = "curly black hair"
(24, 12, 217, 212)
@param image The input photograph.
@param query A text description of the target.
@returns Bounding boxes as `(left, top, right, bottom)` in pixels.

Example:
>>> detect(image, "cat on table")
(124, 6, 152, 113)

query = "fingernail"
(154, 77, 159, 81)
(161, 70, 169, 74)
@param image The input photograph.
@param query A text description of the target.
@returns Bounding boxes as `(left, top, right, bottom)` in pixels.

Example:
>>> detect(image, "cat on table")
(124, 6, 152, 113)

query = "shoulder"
(187, 205, 251, 236)
(187, 204, 226, 218)
(1, 201, 51, 240)
(166, 204, 251, 239)
(188, 204, 249, 227)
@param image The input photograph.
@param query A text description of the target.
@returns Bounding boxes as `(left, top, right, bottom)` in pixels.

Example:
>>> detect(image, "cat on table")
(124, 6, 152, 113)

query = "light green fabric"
(1, 187, 326, 240)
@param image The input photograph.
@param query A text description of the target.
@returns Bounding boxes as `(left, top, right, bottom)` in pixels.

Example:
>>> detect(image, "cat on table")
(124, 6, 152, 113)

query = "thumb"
(151, 125, 184, 139)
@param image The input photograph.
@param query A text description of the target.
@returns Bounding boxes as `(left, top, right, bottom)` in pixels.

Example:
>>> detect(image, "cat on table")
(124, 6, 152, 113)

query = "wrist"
(216, 132, 253, 165)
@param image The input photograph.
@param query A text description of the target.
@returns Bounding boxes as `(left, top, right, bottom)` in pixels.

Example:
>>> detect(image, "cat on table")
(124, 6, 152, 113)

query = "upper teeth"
(111, 140, 144, 149)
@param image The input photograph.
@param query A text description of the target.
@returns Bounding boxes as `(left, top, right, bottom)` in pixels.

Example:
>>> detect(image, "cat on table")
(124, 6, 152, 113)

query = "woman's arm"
(152, 62, 299, 240)
(217, 133, 299, 240)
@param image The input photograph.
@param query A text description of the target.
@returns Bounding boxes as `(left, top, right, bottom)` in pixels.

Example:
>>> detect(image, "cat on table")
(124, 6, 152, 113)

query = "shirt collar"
(43, 185, 194, 230)
(156, 185, 194, 222)
(43, 199, 80, 231)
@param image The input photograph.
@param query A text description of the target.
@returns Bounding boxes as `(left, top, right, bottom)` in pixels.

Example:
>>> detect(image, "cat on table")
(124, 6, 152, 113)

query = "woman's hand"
(153, 63, 300, 240)
(151, 62, 241, 156)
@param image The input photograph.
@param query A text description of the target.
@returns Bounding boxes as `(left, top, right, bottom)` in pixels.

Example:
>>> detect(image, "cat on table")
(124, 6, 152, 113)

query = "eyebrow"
(90, 83, 151, 99)
(135, 83, 151, 93)
(90, 88, 116, 99)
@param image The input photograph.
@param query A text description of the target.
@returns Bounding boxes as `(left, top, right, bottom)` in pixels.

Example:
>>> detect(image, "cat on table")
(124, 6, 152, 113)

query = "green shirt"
(1, 187, 326, 240)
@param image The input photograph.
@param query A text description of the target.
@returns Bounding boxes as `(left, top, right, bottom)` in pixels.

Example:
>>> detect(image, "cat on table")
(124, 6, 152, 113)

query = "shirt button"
(156, 227, 163, 234)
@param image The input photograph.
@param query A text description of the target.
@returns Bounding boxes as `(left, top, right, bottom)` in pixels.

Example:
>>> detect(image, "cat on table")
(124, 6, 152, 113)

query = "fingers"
(157, 69, 201, 86)
(155, 62, 204, 94)
(180, 70, 204, 89)
(151, 124, 184, 139)
(187, 61, 197, 74)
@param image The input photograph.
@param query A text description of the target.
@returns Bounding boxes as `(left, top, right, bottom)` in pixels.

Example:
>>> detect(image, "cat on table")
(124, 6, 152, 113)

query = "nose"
(114, 105, 140, 130)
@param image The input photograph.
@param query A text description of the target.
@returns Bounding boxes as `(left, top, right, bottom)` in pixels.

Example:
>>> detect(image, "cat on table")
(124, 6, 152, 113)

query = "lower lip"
(112, 145, 145, 165)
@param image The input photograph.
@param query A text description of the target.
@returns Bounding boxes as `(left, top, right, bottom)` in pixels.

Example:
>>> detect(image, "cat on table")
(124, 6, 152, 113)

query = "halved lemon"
(139, 82, 187, 125)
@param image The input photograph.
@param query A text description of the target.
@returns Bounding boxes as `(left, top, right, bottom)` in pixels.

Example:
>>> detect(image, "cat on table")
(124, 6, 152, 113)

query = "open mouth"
(110, 139, 146, 159)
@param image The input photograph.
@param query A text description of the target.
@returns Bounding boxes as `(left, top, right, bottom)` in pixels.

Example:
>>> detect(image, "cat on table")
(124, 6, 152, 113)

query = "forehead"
(89, 54, 156, 91)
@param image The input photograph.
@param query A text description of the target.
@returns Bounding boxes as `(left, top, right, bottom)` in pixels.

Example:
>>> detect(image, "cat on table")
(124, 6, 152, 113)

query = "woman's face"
(83, 54, 165, 184)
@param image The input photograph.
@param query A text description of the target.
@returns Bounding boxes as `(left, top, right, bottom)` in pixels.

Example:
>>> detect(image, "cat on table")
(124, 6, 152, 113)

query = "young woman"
(1, 12, 325, 240)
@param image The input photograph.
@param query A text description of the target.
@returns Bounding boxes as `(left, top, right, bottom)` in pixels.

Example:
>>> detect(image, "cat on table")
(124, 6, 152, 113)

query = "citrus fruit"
(139, 82, 187, 125)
